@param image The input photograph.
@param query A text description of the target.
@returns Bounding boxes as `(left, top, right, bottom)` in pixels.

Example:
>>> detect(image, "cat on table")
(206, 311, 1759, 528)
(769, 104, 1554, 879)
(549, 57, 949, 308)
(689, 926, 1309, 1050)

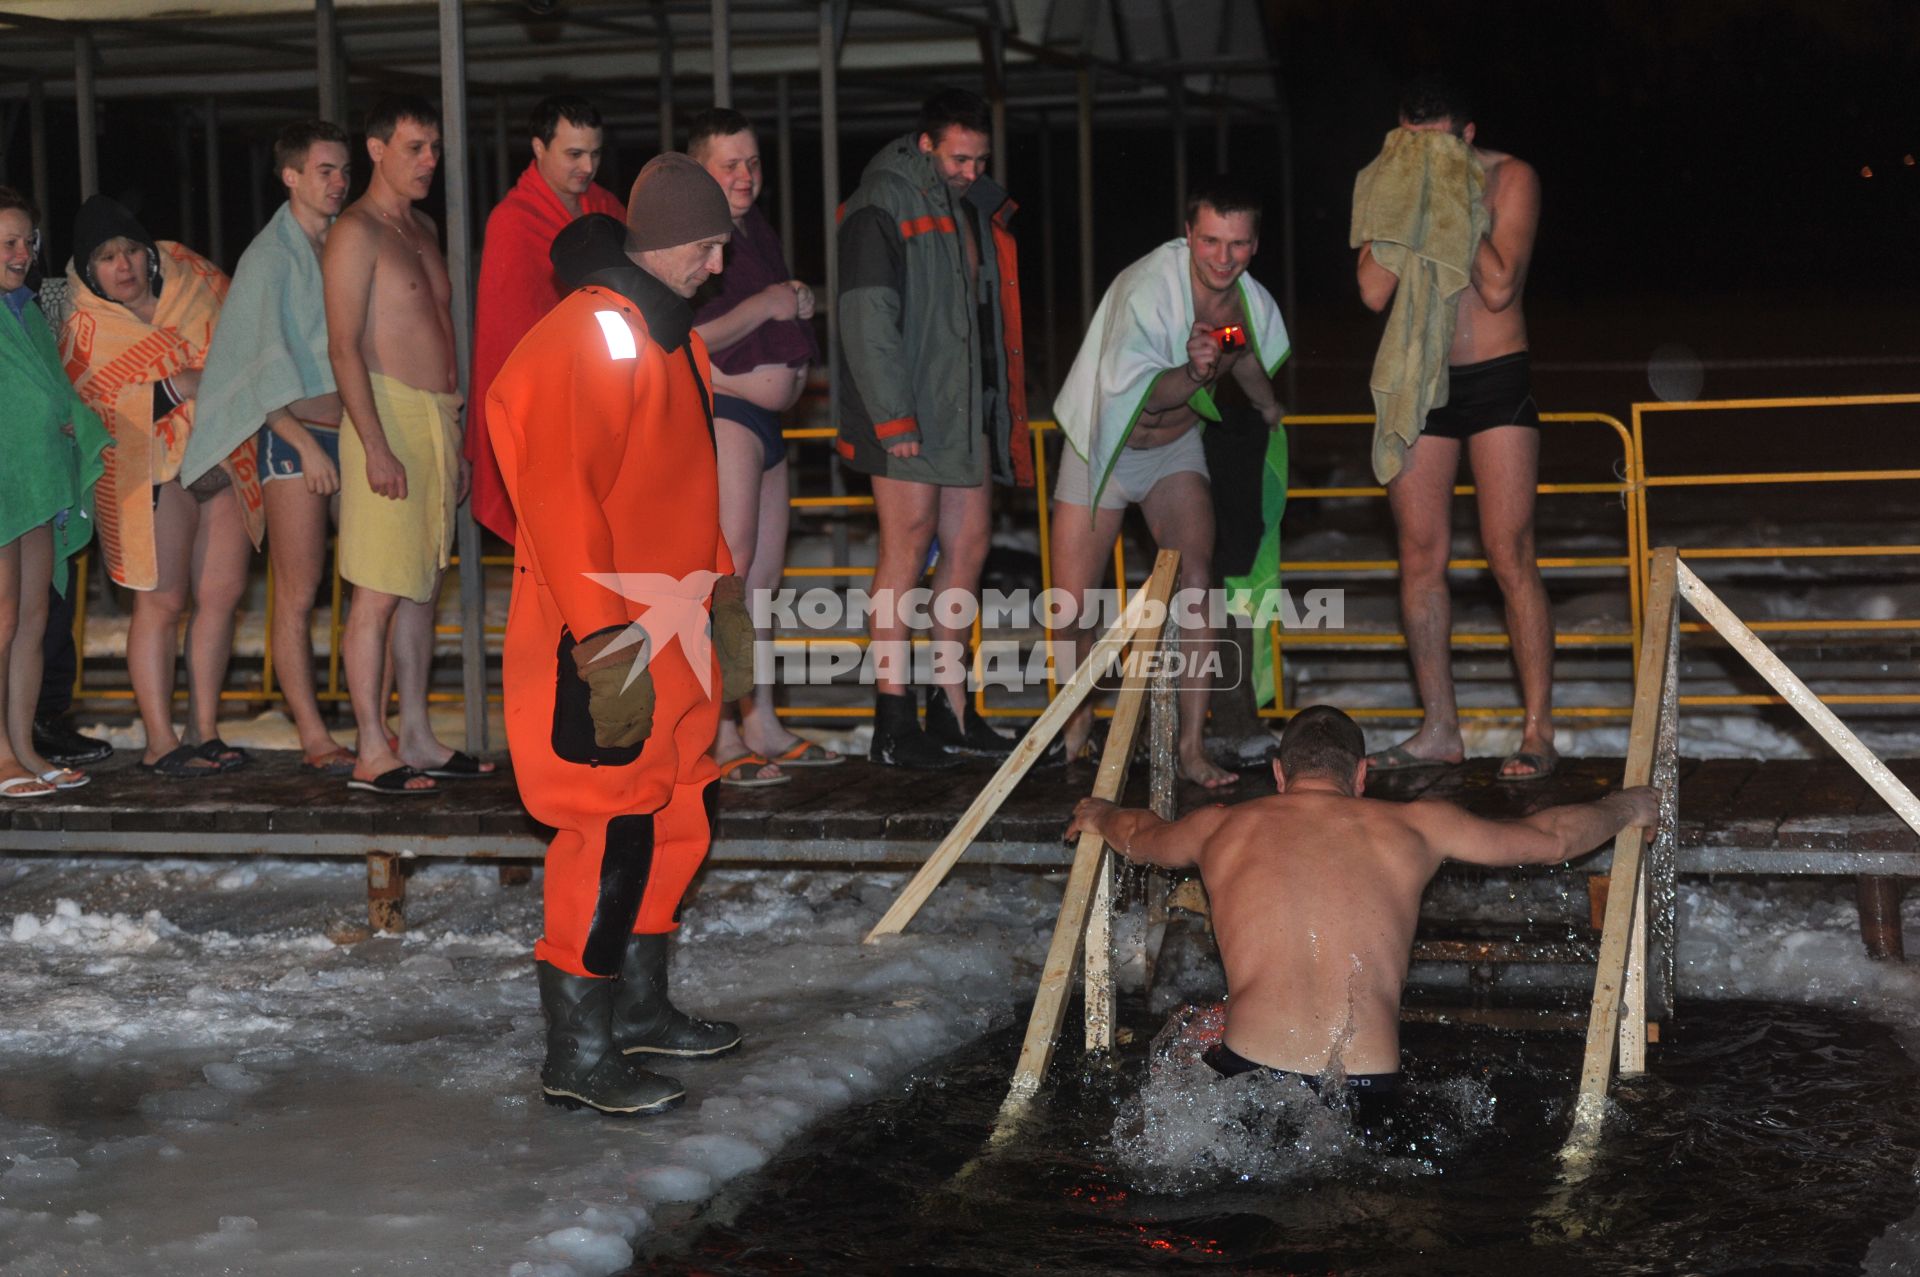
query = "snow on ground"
(0, 859, 1054, 1276)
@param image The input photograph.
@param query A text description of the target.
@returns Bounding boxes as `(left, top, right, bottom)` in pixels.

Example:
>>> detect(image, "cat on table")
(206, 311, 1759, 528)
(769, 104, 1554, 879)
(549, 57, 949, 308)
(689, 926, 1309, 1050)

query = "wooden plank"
(1677, 558, 1920, 841)
(1570, 547, 1677, 1147)
(864, 551, 1181, 943)
(1675, 758, 1758, 848)
(1086, 615, 1176, 1052)
(1002, 601, 1168, 1109)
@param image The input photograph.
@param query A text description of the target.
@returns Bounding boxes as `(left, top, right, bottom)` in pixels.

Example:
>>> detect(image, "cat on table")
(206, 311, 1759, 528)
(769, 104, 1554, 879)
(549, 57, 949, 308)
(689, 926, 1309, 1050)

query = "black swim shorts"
(1422, 350, 1540, 440)
(713, 393, 787, 471)
(1203, 1040, 1402, 1133)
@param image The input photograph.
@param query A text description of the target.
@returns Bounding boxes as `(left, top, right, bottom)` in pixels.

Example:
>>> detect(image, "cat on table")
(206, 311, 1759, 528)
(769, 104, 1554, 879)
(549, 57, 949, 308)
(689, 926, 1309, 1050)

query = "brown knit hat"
(625, 152, 733, 251)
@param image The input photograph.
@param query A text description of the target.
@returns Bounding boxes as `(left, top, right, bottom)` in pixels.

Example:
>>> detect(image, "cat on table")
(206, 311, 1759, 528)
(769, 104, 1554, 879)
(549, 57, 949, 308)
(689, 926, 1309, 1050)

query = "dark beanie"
(625, 152, 732, 252)
(71, 194, 161, 300)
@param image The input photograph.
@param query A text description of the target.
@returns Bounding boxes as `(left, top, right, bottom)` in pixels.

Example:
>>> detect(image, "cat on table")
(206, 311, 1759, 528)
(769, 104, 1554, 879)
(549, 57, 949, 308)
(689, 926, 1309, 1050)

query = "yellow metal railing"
(1633, 393, 1920, 710)
(63, 396, 1920, 726)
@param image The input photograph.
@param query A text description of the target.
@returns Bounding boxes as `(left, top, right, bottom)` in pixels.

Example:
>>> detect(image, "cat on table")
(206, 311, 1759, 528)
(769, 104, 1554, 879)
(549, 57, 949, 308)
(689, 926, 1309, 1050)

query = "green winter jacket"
(835, 134, 1031, 488)
(0, 291, 110, 593)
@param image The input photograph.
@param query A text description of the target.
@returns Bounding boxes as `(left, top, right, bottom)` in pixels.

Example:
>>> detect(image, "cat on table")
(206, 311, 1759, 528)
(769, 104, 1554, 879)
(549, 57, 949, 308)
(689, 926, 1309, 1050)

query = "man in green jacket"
(837, 89, 1033, 769)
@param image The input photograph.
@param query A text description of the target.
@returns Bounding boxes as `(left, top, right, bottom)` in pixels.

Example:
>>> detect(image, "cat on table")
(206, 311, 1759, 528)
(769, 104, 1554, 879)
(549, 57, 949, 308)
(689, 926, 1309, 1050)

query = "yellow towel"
(339, 372, 461, 603)
(1349, 128, 1490, 483)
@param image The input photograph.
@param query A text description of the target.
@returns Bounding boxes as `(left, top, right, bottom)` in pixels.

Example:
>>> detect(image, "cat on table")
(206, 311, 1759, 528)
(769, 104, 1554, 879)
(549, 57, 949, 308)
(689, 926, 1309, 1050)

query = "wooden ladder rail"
(865, 550, 1182, 943)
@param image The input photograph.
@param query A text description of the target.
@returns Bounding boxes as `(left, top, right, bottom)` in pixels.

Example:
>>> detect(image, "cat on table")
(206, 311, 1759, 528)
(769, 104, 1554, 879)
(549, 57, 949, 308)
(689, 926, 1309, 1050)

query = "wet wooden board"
(0, 749, 1916, 872)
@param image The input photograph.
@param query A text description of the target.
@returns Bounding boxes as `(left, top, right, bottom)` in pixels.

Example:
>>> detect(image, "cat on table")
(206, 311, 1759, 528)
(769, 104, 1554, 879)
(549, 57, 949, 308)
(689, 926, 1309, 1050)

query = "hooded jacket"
(834, 134, 1031, 488)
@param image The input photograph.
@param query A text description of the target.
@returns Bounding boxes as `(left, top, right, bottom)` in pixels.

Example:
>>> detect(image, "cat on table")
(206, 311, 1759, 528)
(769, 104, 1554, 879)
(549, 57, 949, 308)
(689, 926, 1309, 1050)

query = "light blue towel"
(182, 202, 334, 484)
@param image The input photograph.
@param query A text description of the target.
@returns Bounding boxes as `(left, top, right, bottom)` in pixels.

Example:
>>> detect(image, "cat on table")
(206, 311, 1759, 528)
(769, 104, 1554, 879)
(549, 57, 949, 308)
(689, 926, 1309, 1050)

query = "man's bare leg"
(737, 458, 814, 761)
(868, 475, 940, 694)
(345, 583, 431, 789)
(1140, 470, 1237, 788)
(1379, 434, 1467, 765)
(710, 420, 784, 779)
(265, 481, 345, 762)
(390, 572, 467, 773)
(1469, 425, 1556, 777)
(928, 479, 992, 721)
(182, 485, 253, 753)
(1047, 497, 1127, 760)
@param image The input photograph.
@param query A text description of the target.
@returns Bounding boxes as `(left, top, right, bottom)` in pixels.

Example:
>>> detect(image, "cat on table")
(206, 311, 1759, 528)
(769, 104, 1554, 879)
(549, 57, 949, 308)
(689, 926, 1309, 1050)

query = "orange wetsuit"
(487, 262, 732, 978)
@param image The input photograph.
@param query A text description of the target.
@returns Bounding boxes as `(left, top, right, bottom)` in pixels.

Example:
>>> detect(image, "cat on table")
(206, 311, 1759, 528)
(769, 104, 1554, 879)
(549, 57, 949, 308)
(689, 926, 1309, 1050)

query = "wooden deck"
(2, 749, 1917, 878)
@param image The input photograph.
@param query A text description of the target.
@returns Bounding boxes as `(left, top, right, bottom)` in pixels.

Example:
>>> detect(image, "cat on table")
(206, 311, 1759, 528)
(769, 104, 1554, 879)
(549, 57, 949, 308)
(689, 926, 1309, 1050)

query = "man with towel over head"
(323, 93, 496, 795)
(188, 119, 356, 776)
(486, 155, 750, 1116)
(1353, 74, 1548, 783)
(1052, 177, 1289, 789)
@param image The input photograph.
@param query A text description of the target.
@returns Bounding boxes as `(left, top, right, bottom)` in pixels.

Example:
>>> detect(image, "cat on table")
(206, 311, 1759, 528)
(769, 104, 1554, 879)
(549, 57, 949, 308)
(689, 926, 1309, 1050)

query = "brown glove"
(572, 625, 655, 748)
(710, 575, 756, 703)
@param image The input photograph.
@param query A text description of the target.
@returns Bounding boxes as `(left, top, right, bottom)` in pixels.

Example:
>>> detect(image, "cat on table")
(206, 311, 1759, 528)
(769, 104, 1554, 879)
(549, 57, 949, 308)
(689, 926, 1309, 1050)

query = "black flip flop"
(346, 765, 438, 796)
(421, 750, 495, 780)
(139, 743, 222, 779)
(194, 737, 252, 771)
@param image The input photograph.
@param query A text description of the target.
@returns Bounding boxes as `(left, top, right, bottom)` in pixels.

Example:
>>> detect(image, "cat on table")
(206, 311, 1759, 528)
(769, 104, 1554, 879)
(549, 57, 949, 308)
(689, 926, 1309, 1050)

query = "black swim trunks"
(712, 393, 787, 471)
(1203, 1041, 1402, 1133)
(1423, 350, 1540, 440)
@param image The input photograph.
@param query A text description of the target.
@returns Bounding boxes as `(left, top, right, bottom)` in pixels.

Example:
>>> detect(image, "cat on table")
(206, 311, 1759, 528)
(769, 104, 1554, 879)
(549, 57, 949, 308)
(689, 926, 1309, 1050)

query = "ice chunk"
(632, 1164, 712, 1202)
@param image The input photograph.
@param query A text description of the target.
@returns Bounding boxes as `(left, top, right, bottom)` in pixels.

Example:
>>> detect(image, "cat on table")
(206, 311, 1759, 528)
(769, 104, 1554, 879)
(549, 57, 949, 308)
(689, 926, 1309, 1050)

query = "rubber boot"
(868, 690, 960, 770)
(922, 686, 1018, 758)
(537, 961, 685, 1115)
(610, 932, 744, 1057)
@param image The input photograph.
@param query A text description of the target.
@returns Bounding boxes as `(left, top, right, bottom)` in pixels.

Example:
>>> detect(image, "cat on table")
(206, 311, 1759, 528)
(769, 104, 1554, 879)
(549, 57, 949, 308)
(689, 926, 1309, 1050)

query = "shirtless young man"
(1052, 180, 1287, 788)
(1356, 75, 1550, 781)
(1066, 705, 1656, 1105)
(324, 94, 493, 794)
(254, 122, 351, 772)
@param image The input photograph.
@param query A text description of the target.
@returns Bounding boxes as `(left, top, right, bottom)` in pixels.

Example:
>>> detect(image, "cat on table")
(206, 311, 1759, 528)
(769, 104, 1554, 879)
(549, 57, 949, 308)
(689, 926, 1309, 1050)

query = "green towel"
(1349, 128, 1489, 483)
(0, 299, 111, 595)
(1224, 427, 1288, 708)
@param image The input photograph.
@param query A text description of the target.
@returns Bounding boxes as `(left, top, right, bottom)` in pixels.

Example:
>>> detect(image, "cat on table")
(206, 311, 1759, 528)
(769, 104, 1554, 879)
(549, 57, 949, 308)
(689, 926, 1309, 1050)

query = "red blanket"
(467, 162, 625, 543)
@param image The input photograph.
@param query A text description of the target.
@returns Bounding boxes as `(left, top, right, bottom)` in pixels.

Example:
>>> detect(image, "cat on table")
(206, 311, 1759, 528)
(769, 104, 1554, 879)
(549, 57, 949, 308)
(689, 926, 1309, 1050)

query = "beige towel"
(1350, 128, 1490, 483)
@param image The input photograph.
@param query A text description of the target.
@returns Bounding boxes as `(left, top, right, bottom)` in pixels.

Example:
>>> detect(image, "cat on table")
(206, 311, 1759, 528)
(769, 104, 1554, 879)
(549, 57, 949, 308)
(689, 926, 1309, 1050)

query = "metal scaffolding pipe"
(316, 0, 343, 125)
(1171, 89, 1187, 230)
(438, 0, 488, 753)
(1076, 68, 1093, 329)
(174, 111, 194, 245)
(1214, 105, 1228, 171)
(248, 142, 266, 236)
(711, 0, 732, 108)
(29, 78, 49, 241)
(775, 72, 794, 257)
(203, 97, 224, 266)
(656, 3, 675, 152)
(1276, 106, 1297, 411)
(1038, 109, 1057, 393)
(493, 92, 510, 201)
(74, 32, 98, 200)
(820, 1, 846, 568)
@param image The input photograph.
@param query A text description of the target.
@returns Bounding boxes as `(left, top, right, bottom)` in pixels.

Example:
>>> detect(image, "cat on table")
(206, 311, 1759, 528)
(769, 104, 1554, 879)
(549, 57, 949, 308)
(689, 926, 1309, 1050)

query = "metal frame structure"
(0, 0, 1288, 754)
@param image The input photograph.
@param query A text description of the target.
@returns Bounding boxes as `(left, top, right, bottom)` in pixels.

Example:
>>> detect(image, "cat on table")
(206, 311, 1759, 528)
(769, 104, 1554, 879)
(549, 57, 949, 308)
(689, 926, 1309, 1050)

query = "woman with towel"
(0, 188, 111, 798)
(60, 195, 264, 779)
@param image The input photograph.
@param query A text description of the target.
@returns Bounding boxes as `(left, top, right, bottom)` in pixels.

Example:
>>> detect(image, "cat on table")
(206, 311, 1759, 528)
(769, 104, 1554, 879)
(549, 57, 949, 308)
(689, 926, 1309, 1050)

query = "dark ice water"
(629, 1001, 1920, 1276)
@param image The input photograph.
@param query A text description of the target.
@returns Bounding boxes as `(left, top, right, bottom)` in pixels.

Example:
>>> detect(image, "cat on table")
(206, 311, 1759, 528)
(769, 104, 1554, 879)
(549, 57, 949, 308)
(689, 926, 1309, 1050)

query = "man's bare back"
(1067, 708, 1655, 1079)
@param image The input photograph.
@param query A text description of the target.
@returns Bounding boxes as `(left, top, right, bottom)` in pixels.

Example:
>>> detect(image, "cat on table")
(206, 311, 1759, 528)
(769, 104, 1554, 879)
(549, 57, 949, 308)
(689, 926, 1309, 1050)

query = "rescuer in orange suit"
(486, 154, 754, 1117)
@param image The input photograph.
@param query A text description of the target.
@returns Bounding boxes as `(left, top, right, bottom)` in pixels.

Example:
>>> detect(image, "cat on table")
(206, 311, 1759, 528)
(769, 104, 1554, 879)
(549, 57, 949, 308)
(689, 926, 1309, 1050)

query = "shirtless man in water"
(324, 94, 493, 794)
(1065, 705, 1656, 1097)
(1356, 74, 1550, 782)
(1052, 178, 1287, 789)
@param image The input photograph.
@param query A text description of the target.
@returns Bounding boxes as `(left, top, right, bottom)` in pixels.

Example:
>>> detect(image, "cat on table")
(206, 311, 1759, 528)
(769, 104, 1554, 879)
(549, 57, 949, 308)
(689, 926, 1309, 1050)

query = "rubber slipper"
(769, 739, 845, 768)
(420, 750, 496, 780)
(0, 774, 56, 798)
(300, 748, 358, 777)
(1495, 750, 1559, 783)
(1365, 743, 1461, 773)
(346, 765, 438, 796)
(139, 743, 223, 778)
(194, 737, 252, 771)
(37, 768, 90, 791)
(716, 754, 790, 788)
